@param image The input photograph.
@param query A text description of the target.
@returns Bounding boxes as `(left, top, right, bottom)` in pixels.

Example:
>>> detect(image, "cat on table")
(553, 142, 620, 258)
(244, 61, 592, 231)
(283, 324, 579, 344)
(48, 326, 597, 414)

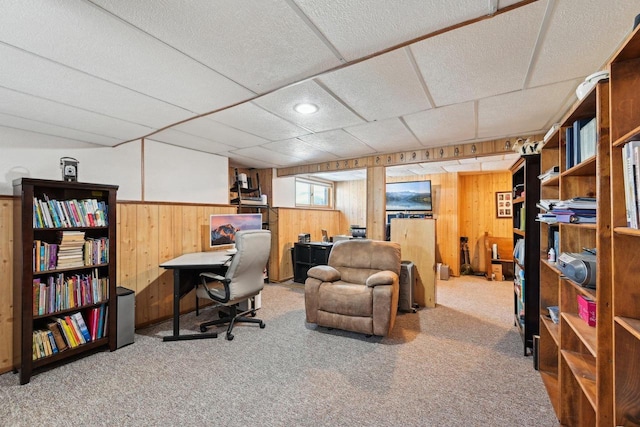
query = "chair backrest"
(328, 239, 401, 285)
(225, 229, 271, 301)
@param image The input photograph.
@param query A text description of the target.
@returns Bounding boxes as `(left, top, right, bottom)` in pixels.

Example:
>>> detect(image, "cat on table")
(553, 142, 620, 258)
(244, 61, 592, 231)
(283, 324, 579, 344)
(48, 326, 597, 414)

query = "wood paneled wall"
(268, 207, 342, 282)
(0, 172, 512, 373)
(387, 173, 461, 276)
(335, 179, 366, 231)
(367, 166, 387, 241)
(117, 202, 236, 327)
(459, 172, 513, 273)
(0, 197, 14, 372)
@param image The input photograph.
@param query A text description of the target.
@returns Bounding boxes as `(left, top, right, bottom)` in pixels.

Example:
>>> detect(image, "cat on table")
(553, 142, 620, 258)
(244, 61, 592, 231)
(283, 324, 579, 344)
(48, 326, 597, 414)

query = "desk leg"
(163, 269, 217, 342)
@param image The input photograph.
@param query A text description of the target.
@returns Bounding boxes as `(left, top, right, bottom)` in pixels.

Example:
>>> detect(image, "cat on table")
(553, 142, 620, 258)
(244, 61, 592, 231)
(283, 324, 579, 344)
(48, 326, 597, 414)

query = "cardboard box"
(577, 294, 596, 327)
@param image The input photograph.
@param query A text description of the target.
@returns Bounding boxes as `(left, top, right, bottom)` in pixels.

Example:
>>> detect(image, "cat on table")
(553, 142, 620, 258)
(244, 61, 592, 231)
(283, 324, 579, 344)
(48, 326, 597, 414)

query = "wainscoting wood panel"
(367, 166, 386, 241)
(0, 197, 14, 371)
(459, 172, 513, 273)
(335, 179, 366, 232)
(118, 203, 236, 326)
(268, 207, 341, 282)
(388, 173, 460, 276)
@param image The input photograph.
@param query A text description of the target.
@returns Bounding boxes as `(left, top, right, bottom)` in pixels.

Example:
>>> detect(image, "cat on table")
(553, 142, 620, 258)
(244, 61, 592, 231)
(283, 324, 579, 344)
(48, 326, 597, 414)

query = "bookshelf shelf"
(541, 316, 560, 346)
(31, 337, 109, 368)
(561, 156, 597, 177)
(615, 316, 640, 340)
(13, 178, 118, 384)
(561, 349, 597, 410)
(613, 226, 640, 237)
(563, 312, 597, 357)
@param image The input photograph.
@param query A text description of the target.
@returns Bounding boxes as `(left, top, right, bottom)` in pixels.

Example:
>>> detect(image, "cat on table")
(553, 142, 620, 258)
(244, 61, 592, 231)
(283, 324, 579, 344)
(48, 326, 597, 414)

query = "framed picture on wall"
(496, 191, 513, 218)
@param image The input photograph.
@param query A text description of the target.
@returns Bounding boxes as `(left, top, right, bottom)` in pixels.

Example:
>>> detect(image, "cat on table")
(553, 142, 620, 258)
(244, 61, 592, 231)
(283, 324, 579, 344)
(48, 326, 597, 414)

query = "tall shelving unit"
(230, 168, 270, 230)
(537, 79, 612, 424)
(609, 25, 640, 426)
(13, 178, 118, 384)
(511, 155, 540, 356)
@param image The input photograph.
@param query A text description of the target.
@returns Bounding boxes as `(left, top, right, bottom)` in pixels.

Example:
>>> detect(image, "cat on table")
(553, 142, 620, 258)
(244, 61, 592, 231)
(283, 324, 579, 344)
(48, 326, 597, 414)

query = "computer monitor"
(209, 213, 262, 247)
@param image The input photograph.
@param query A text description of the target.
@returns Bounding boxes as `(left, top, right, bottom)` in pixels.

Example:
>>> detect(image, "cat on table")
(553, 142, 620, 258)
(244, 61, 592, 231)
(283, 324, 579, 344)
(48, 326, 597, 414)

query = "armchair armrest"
(366, 270, 398, 287)
(307, 265, 341, 282)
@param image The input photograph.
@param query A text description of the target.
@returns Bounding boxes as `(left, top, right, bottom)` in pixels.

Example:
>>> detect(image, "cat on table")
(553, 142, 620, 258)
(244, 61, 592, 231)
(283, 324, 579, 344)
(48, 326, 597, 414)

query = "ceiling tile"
(0, 113, 120, 146)
(404, 102, 476, 146)
(91, 0, 342, 92)
(148, 129, 236, 154)
(528, 0, 639, 87)
(0, 44, 192, 128)
(310, 170, 367, 181)
(262, 138, 339, 163)
(411, 0, 546, 106)
(443, 162, 481, 172)
(318, 48, 431, 121)
(0, 87, 153, 140)
(482, 157, 519, 171)
(208, 103, 311, 141)
(477, 79, 578, 139)
(223, 152, 279, 169)
(498, 0, 523, 8)
(230, 146, 305, 167)
(0, 125, 101, 149)
(298, 129, 376, 157)
(0, 0, 255, 114)
(254, 80, 365, 132)
(174, 117, 269, 149)
(459, 153, 507, 163)
(294, 0, 491, 60)
(344, 118, 421, 152)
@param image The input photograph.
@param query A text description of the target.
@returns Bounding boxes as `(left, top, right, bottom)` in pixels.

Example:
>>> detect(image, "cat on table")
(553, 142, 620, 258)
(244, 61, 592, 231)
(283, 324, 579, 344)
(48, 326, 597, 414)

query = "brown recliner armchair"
(304, 239, 401, 336)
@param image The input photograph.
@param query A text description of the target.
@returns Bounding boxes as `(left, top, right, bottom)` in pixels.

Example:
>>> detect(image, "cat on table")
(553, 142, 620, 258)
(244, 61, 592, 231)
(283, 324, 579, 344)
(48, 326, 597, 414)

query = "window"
(295, 178, 333, 208)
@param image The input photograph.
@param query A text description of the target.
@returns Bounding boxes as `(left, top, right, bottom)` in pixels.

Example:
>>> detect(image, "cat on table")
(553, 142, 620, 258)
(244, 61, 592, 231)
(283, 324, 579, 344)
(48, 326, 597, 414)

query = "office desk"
(160, 251, 232, 341)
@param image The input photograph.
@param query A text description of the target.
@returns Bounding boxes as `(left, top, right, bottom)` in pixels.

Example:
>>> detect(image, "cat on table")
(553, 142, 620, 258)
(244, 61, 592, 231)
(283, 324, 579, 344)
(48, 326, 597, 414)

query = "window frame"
(295, 177, 334, 209)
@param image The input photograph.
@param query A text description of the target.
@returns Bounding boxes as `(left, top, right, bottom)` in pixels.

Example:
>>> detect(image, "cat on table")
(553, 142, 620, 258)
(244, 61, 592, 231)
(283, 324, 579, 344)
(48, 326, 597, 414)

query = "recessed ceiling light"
(294, 103, 318, 114)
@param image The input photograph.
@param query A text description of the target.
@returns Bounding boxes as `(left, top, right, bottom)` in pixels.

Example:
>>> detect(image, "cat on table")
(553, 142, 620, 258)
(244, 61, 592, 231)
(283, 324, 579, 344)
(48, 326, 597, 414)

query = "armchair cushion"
(307, 265, 341, 282)
(366, 271, 398, 287)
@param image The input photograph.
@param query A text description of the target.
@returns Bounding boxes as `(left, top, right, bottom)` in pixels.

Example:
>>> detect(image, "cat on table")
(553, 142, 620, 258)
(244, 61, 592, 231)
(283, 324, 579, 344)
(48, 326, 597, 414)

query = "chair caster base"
(226, 333, 234, 341)
(259, 322, 265, 329)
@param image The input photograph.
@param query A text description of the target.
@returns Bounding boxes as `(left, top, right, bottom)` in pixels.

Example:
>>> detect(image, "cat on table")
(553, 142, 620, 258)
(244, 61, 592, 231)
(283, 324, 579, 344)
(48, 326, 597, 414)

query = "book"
(580, 117, 597, 160)
(65, 315, 85, 345)
(56, 317, 78, 348)
(565, 126, 574, 169)
(72, 312, 91, 343)
(46, 330, 58, 354)
(47, 321, 68, 352)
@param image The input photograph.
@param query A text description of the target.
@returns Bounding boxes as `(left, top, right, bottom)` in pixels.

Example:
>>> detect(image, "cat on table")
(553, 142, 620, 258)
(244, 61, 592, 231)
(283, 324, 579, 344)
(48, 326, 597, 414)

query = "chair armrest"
(307, 265, 341, 282)
(366, 270, 398, 287)
(200, 272, 226, 282)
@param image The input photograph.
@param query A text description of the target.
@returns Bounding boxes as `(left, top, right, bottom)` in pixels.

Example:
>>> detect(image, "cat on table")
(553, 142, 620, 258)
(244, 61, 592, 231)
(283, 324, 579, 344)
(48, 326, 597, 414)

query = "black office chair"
(196, 229, 271, 340)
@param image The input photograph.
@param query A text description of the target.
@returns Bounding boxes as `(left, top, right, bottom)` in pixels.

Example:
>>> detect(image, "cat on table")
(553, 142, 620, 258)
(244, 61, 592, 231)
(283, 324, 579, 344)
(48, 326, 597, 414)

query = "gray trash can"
(116, 286, 135, 349)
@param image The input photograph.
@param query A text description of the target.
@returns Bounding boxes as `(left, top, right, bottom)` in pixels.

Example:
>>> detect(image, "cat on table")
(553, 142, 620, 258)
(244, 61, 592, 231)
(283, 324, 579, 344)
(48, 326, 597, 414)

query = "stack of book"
(56, 231, 85, 269)
(536, 199, 561, 224)
(538, 166, 560, 183)
(550, 197, 597, 224)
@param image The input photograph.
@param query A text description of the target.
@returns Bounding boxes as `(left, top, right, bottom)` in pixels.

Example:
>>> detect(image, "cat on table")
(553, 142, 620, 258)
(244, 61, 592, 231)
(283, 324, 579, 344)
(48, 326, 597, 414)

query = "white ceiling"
(0, 0, 637, 175)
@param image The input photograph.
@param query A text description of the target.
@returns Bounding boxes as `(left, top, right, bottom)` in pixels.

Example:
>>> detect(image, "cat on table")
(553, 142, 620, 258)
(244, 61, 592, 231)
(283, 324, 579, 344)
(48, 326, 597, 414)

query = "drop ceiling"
(0, 0, 636, 174)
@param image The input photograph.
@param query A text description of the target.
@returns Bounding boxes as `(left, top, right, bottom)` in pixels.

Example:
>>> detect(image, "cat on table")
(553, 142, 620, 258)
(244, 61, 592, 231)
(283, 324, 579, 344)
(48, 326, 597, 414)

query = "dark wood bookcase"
(511, 154, 541, 356)
(13, 178, 118, 384)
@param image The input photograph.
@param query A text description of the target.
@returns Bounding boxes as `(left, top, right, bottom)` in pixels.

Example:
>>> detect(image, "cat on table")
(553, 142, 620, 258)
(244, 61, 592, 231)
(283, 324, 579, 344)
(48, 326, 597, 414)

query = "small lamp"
(60, 157, 79, 182)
